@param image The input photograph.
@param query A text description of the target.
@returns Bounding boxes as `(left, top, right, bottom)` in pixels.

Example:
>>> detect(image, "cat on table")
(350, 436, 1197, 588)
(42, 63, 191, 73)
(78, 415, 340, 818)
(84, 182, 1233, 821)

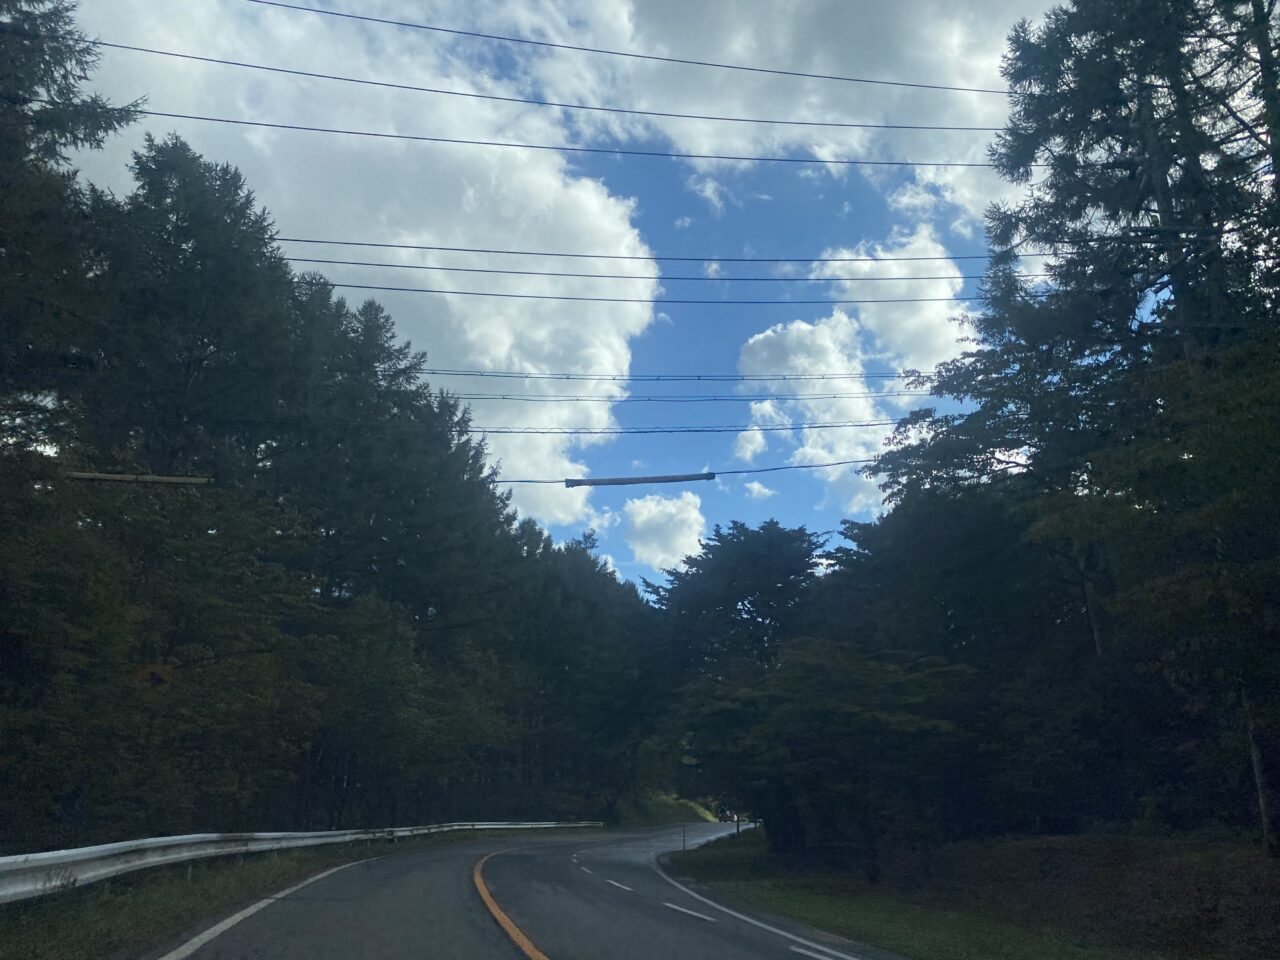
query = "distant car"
(717, 811, 732, 822)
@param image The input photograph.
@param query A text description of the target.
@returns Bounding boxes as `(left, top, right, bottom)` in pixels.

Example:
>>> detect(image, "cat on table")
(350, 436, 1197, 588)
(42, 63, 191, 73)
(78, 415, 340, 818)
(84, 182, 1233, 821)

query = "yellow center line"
(473, 850, 553, 960)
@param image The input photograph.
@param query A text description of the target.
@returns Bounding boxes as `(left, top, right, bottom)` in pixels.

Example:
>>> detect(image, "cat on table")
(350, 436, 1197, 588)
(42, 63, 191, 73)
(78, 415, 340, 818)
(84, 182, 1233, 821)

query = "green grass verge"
(610, 790, 715, 827)
(0, 829, 566, 960)
(667, 831, 1177, 960)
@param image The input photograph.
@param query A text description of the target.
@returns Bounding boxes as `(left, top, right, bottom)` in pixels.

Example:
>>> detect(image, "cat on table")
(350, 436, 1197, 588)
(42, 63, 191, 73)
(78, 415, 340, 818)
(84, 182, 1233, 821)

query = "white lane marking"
(663, 901, 719, 922)
(792, 948, 841, 960)
(579, 865, 593, 874)
(653, 865, 864, 960)
(606, 879, 633, 891)
(571, 855, 578, 863)
(156, 860, 367, 960)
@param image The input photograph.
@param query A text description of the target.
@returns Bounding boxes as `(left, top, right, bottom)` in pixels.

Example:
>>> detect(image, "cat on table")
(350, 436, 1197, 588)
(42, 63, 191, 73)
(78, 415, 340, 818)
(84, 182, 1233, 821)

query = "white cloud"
(704, 261, 724, 279)
(810, 224, 970, 371)
(687, 174, 727, 214)
(509, 0, 1043, 228)
(743, 481, 776, 500)
(673, 216, 694, 229)
(730, 224, 968, 513)
(737, 310, 885, 512)
(734, 425, 768, 462)
(888, 182, 941, 216)
(623, 491, 706, 570)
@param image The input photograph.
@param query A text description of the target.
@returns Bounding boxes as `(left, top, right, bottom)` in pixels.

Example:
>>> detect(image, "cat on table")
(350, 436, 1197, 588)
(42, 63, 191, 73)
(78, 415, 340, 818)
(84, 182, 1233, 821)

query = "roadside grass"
(0, 828, 566, 960)
(667, 831, 1183, 960)
(610, 790, 715, 827)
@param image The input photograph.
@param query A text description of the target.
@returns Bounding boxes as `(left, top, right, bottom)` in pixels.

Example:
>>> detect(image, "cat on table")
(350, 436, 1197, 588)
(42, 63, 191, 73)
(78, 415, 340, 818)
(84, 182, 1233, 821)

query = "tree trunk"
(1075, 540, 1111, 657)
(1247, 0, 1280, 190)
(1242, 686, 1280, 858)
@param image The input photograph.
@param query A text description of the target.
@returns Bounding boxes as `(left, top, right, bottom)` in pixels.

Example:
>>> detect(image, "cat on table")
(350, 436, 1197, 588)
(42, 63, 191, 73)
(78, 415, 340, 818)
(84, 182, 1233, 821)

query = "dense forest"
(664, 0, 1280, 871)
(1, 0, 670, 850)
(2, 0, 1278, 874)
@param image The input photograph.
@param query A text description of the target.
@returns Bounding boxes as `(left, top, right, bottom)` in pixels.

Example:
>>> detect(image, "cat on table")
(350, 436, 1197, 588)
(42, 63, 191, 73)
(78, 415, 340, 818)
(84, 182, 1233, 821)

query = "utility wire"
(499, 456, 879, 484)
(474, 419, 898, 435)
(287, 256, 1049, 283)
(138, 109, 1016, 168)
(96, 41, 1004, 132)
(114, 411, 899, 434)
(425, 369, 921, 382)
(452, 391, 929, 402)
(280, 237, 1052, 264)
(718, 458, 876, 476)
(326, 281, 992, 304)
(245, 0, 1013, 96)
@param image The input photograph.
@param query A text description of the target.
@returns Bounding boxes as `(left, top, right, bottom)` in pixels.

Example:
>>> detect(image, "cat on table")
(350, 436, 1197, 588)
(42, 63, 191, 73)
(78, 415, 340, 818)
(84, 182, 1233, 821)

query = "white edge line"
(579, 865, 593, 874)
(653, 863, 864, 960)
(606, 879, 633, 891)
(662, 901, 718, 922)
(155, 859, 367, 960)
(792, 948, 840, 960)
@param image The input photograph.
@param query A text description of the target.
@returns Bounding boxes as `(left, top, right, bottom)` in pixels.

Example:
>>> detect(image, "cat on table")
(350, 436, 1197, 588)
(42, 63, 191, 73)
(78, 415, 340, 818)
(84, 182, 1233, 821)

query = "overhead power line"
(245, 0, 1013, 96)
(717, 458, 875, 477)
(499, 457, 878, 484)
(97, 41, 1003, 132)
(139, 109, 1016, 168)
(325, 281, 992, 305)
(452, 391, 929, 403)
(287, 256, 1050, 283)
(279, 237, 1054, 264)
(425, 369, 921, 382)
(474, 419, 898, 435)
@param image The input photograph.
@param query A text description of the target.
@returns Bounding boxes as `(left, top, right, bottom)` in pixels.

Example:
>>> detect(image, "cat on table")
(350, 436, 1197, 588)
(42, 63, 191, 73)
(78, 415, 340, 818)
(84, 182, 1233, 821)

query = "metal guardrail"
(0, 820, 601, 904)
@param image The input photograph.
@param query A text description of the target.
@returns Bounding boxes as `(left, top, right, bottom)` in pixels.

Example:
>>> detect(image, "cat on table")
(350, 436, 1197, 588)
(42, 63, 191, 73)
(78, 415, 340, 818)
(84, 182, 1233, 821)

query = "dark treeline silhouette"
(2, 0, 1277, 872)
(657, 0, 1280, 871)
(0, 1, 669, 852)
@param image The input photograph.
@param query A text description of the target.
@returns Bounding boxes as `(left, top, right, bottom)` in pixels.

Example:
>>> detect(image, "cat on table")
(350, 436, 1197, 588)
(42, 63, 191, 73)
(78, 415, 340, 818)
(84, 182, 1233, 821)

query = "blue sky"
(76, 0, 1048, 584)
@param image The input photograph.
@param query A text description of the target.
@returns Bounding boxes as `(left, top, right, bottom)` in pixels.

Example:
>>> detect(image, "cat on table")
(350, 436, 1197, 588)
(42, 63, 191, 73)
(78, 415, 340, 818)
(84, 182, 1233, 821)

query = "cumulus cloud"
(809, 224, 971, 371)
(734, 425, 768, 462)
(623, 492, 706, 570)
(512, 0, 1043, 227)
(736, 310, 885, 511)
(673, 216, 694, 229)
(730, 223, 970, 512)
(743, 481, 776, 500)
(687, 175, 727, 214)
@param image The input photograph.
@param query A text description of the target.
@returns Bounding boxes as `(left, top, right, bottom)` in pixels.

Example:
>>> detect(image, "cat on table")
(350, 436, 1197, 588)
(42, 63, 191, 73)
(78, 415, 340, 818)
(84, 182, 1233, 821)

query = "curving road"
(149, 823, 886, 960)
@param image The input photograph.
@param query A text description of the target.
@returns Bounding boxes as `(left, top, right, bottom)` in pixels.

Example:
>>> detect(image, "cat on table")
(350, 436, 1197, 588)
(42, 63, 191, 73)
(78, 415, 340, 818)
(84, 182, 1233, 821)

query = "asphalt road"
(154, 823, 879, 960)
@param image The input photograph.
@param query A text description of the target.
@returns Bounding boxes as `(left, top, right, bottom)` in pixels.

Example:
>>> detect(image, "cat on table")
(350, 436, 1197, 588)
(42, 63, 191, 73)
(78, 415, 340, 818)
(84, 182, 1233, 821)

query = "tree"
(0, 0, 138, 444)
(873, 0, 1280, 855)
(648, 520, 824, 672)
